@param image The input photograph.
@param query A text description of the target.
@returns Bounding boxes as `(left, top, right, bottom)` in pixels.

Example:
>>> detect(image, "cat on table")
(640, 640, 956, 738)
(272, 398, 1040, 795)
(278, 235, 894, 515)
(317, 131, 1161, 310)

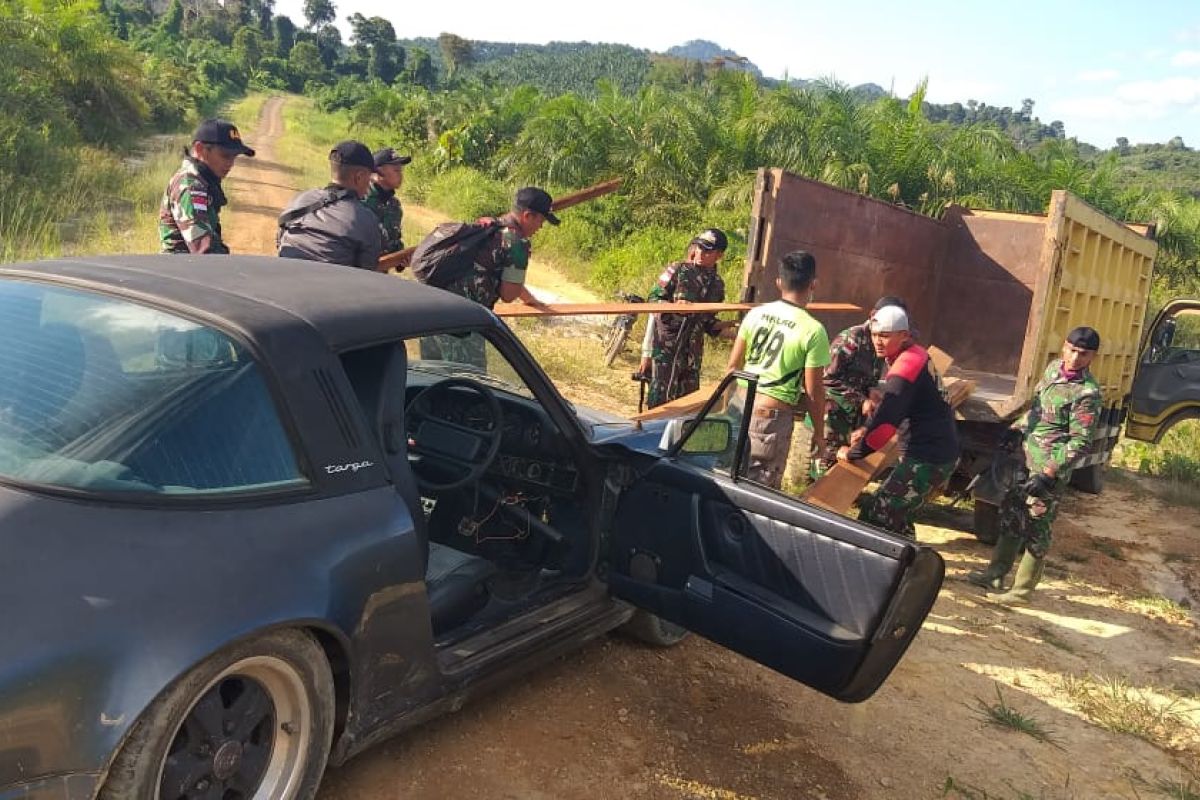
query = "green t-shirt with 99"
(738, 300, 831, 405)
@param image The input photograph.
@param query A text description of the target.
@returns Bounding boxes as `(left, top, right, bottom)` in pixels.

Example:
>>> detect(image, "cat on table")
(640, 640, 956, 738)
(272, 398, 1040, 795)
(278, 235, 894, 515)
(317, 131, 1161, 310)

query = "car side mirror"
(680, 418, 733, 455)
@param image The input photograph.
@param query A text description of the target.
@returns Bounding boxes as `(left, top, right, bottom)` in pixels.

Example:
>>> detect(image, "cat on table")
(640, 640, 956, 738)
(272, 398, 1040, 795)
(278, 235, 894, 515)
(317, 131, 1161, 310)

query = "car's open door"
(607, 373, 944, 703)
(1127, 299, 1200, 443)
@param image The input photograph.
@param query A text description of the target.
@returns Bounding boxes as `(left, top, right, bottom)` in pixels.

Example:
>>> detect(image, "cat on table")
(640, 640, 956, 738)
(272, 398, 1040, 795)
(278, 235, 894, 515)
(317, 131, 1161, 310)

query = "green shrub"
(424, 167, 509, 220)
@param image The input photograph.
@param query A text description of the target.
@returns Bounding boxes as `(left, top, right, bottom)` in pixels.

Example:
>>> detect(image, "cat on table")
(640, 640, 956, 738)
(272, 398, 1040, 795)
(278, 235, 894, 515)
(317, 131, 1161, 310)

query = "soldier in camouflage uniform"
(159, 119, 254, 255)
(364, 148, 411, 257)
(837, 306, 959, 539)
(814, 296, 908, 479)
(967, 327, 1103, 605)
(638, 229, 738, 409)
(419, 187, 555, 369)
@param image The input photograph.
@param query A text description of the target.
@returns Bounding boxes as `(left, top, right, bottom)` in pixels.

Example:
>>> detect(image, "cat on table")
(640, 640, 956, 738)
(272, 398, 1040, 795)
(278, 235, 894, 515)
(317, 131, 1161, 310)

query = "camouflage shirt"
(824, 321, 883, 407)
(1017, 360, 1103, 480)
(159, 157, 228, 254)
(363, 182, 403, 254)
(647, 261, 726, 361)
(440, 215, 530, 310)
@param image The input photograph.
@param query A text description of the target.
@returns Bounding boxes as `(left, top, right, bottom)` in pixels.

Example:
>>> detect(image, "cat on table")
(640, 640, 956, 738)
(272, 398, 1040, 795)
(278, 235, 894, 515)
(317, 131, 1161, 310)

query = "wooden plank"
(628, 383, 718, 422)
(494, 301, 862, 318)
(800, 376, 975, 514)
(377, 178, 623, 272)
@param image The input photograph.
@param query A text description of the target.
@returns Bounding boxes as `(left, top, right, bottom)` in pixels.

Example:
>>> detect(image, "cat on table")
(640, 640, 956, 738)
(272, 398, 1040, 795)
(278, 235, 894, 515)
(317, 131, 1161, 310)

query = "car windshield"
(407, 332, 536, 400)
(0, 279, 306, 495)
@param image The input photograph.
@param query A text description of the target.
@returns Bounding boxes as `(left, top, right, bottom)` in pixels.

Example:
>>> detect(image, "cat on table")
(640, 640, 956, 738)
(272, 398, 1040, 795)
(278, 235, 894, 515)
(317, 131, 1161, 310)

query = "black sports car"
(0, 255, 943, 800)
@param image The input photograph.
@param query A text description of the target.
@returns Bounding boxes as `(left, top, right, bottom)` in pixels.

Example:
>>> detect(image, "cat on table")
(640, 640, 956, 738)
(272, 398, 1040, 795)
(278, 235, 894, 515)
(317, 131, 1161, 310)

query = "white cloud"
(1076, 68, 1120, 83)
(1050, 76, 1200, 125)
(1176, 26, 1200, 43)
(1171, 50, 1200, 67)
(1114, 76, 1200, 106)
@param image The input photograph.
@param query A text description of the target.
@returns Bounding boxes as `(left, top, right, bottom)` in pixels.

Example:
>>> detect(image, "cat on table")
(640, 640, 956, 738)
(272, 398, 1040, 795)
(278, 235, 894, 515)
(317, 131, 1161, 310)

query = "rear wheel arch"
(98, 624, 350, 798)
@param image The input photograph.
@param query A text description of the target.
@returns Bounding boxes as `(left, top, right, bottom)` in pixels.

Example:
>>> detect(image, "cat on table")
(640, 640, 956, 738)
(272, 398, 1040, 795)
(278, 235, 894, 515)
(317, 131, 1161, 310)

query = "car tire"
(1070, 463, 1105, 494)
(973, 501, 1000, 545)
(100, 629, 335, 800)
(619, 610, 690, 647)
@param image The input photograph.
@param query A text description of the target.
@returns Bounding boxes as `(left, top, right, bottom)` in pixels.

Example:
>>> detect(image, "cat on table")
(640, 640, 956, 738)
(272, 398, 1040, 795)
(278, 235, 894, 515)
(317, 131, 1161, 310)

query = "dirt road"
(229, 98, 1200, 800)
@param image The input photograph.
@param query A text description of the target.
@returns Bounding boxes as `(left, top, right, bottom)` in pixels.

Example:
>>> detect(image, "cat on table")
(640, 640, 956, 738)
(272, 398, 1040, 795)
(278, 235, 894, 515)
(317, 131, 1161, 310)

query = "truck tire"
(1070, 463, 1105, 494)
(100, 629, 335, 800)
(973, 501, 1000, 545)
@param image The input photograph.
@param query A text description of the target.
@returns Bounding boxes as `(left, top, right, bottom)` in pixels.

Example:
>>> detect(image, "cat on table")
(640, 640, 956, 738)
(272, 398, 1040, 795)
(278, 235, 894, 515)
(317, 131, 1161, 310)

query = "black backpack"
(410, 219, 502, 288)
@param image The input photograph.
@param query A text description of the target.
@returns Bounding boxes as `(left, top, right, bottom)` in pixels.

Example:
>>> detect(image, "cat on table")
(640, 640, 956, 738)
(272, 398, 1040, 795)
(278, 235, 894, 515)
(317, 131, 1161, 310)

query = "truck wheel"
(100, 629, 335, 800)
(1070, 463, 1105, 494)
(619, 610, 690, 647)
(973, 501, 1000, 545)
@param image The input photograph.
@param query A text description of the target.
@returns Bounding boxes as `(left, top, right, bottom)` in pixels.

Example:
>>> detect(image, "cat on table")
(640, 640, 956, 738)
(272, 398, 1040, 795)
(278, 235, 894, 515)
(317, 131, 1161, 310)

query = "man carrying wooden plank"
(726, 250, 830, 490)
(836, 305, 960, 539)
(813, 295, 908, 481)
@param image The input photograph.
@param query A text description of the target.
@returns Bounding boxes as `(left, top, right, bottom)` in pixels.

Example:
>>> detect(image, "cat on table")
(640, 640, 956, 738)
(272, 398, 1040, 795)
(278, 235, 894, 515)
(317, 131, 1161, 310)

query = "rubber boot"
(992, 551, 1045, 605)
(966, 534, 1022, 591)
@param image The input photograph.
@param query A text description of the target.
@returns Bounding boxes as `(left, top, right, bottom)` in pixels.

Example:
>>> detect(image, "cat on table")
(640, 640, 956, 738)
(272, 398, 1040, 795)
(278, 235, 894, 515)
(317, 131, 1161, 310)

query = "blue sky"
(274, 0, 1200, 147)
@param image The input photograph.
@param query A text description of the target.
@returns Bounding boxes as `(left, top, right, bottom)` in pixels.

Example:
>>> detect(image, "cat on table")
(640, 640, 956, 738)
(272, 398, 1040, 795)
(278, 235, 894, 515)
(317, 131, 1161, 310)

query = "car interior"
(340, 332, 597, 646)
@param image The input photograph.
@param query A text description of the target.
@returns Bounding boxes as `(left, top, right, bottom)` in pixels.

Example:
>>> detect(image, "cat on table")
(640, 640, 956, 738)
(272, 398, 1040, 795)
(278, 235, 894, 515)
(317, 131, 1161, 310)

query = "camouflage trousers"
(997, 481, 1063, 559)
(812, 393, 864, 479)
(419, 334, 487, 370)
(858, 458, 955, 539)
(746, 407, 795, 490)
(646, 355, 701, 409)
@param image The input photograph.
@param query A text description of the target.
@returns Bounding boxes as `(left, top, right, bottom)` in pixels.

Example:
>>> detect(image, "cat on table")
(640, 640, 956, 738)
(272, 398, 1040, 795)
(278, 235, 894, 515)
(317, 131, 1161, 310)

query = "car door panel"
(1128, 299, 1200, 442)
(609, 459, 943, 702)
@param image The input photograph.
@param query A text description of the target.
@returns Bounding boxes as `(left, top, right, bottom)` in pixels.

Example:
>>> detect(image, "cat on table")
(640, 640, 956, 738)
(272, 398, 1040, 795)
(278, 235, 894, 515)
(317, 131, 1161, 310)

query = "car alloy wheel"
(100, 630, 333, 800)
(156, 655, 313, 799)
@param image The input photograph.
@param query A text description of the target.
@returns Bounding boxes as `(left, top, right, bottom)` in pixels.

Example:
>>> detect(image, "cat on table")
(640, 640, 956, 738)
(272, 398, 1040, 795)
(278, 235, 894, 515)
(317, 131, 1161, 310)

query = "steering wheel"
(405, 378, 504, 492)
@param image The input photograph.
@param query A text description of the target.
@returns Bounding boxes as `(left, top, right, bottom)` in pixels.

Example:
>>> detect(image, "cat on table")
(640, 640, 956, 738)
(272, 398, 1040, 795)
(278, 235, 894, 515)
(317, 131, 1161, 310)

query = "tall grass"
(1113, 420, 1200, 506)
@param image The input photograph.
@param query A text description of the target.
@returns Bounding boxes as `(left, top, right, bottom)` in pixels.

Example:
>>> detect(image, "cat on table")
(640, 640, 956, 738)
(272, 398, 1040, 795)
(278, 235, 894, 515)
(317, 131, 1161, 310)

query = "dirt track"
(227, 97, 1200, 800)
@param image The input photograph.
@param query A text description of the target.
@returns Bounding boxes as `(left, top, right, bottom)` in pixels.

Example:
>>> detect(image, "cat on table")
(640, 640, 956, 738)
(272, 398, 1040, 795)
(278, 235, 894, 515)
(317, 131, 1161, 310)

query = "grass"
(1120, 594, 1193, 626)
(941, 776, 1053, 800)
(973, 685, 1063, 747)
(1112, 421, 1200, 508)
(1090, 539, 1126, 560)
(275, 94, 356, 191)
(1125, 768, 1200, 800)
(1059, 673, 1189, 750)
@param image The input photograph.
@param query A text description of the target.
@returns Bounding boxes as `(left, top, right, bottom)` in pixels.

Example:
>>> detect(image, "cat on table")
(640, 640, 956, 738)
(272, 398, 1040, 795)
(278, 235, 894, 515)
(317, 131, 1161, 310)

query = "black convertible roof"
(0, 255, 496, 350)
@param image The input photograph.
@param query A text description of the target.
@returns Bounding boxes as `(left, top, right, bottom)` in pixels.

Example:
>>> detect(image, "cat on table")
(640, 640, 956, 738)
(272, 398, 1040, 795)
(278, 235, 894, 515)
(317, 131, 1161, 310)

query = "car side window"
(0, 279, 307, 496)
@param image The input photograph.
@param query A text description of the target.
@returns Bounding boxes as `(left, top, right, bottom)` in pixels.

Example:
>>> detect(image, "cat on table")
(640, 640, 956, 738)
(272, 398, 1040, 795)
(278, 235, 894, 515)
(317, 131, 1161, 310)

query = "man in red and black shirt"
(836, 305, 959, 538)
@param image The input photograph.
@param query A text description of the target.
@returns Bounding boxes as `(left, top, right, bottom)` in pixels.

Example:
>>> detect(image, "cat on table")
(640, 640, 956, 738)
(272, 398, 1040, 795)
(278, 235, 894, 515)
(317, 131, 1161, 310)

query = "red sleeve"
(847, 348, 927, 459)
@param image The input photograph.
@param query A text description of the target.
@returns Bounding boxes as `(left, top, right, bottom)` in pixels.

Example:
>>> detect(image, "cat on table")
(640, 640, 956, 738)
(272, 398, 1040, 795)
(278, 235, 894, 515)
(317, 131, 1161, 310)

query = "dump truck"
(742, 168, 1200, 536)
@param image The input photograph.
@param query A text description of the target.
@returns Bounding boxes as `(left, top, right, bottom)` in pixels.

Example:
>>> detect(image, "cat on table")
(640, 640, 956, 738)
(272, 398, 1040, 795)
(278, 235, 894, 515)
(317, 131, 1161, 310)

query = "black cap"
(515, 187, 560, 225)
(691, 228, 728, 252)
(329, 141, 377, 172)
(373, 147, 412, 168)
(1067, 326, 1101, 351)
(193, 118, 255, 157)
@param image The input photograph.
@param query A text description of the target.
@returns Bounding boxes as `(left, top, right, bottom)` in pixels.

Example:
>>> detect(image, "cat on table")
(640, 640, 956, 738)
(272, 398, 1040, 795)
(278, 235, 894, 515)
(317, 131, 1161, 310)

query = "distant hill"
(664, 40, 762, 77)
